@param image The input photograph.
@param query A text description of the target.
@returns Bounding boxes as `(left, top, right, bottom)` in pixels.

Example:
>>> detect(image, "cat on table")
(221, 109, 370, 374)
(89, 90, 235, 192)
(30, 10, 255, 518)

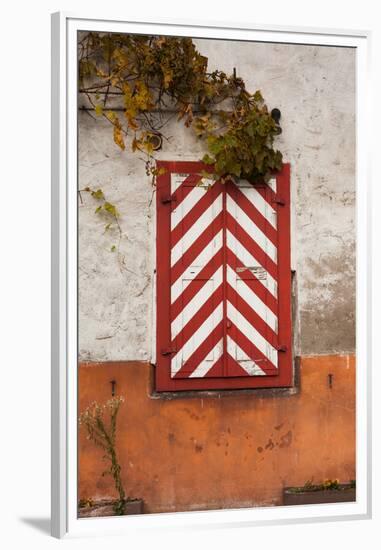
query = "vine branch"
(78, 32, 283, 183)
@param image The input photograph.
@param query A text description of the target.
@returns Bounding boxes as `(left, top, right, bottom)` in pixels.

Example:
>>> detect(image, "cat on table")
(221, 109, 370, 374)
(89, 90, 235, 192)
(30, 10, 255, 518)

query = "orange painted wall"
(78, 355, 355, 513)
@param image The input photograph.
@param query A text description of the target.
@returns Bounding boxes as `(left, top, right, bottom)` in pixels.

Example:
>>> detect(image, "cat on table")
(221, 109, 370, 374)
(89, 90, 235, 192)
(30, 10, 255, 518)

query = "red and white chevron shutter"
(156, 161, 292, 391)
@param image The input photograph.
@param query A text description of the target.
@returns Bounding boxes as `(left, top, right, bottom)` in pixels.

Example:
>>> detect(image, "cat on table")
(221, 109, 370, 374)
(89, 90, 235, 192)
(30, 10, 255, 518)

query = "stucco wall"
(78, 40, 356, 361)
(78, 355, 356, 512)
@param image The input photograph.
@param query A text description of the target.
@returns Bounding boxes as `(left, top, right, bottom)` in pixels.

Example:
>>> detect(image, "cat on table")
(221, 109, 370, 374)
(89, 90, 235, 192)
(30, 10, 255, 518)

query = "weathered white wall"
(78, 40, 355, 361)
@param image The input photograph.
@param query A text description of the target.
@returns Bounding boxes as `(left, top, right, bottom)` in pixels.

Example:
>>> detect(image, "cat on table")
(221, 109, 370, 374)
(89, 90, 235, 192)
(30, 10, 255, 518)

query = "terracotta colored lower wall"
(78, 355, 355, 513)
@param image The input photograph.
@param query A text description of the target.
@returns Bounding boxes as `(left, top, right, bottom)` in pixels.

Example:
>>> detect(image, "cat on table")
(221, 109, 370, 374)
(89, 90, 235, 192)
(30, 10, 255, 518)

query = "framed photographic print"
(51, 12, 371, 538)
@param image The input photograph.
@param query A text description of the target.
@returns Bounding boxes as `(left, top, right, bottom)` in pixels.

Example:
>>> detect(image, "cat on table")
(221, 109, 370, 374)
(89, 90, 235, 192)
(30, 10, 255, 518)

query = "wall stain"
(265, 438, 275, 451)
(257, 428, 293, 453)
(182, 407, 201, 421)
(279, 430, 293, 448)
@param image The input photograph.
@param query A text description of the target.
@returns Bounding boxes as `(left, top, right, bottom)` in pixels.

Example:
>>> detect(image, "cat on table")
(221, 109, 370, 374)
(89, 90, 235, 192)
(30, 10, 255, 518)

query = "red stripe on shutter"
(226, 248, 278, 315)
(170, 211, 224, 284)
(171, 181, 223, 248)
(226, 327, 278, 375)
(171, 284, 224, 354)
(226, 284, 278, 347)
(225, 354, 254, 377)
(170, 249, 224, 320)
(226, 212, 278, 280)
(226, 184, 278, 245)
(170, 173, 203, 208)
(156, 161, 292, 391)
(173, 320, 224, 378)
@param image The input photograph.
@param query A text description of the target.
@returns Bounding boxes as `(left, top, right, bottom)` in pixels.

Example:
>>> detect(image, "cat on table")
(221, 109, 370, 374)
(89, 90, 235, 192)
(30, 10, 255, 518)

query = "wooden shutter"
(156, 161, 292, 391)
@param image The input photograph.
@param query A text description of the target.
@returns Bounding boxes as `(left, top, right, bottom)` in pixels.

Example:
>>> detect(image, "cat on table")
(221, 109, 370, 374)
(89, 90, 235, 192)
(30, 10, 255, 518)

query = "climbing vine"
(78, 186, 125, 268)
(79, 32, 283, 183)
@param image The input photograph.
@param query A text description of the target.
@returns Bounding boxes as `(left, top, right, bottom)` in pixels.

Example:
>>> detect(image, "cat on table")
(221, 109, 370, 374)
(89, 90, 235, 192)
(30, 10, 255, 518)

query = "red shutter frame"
(156, 161, 292, 391)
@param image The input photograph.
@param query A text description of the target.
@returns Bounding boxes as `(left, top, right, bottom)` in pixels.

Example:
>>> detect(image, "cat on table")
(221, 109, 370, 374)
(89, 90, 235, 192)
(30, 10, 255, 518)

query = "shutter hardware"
(161, 196, 177, 204)
(161, 347, 177, 355)
(277, 345, 287, 352)
(273, 195, 285, 206)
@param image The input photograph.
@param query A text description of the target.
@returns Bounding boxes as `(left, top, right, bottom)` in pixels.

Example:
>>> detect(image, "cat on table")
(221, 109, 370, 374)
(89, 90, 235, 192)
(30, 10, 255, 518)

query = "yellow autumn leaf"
(95, 104, 103, 116)
(112, 48, 129, 68)
(132, 138, 142, 152)
(163, 70, 173, 89)
(134, 81, 154, 111)
(126, 113, 139, 131)
(95, 67, 108, 78)
(113, 126, 125, 150)
(105, 110, 117, 123)
(143, 141, 154, 155)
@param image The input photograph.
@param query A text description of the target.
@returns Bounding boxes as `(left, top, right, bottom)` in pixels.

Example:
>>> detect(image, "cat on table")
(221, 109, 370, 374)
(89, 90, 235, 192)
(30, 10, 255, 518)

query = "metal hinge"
(161, 196, 176, 205)
(161, 347, 177, 356)
(273, 195, 286, 206)
(277, 345, 287, 352)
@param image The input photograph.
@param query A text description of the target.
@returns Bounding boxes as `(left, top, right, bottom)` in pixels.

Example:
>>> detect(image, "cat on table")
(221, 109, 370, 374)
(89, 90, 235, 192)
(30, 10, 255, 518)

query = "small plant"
(302, 479, 314, 490)
(321, 478, 340, 490)
(78, 186, 128, 270)
(287, 478, 351, 494)
(284, 479, 356, 506)
(78, 498, 94, 509)
(79, 396, 126, 515)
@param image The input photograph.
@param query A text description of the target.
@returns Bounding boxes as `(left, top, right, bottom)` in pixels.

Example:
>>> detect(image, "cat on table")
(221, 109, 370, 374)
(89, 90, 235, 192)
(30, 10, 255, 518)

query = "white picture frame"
(51, 12, 371, 539)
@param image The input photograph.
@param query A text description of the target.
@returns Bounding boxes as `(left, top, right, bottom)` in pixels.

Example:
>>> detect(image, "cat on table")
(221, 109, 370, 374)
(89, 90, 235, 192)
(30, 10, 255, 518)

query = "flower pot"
(78, 498, 144, 518)
(283, 484, 356, 506)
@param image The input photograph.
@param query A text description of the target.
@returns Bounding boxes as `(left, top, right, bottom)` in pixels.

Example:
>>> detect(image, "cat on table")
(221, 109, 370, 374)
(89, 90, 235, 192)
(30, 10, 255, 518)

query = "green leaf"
(253, 90, 263, 102)
(113, 125, 126, 150)
(198, 170, 215, 180)
(104, 202, 118, 217)
(95, 206, 102, 214)
(202, 154, 215, 165)
(91, 189, 105, 200)
(207, 135, 224, 155)
(111, 245, 116, 252)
